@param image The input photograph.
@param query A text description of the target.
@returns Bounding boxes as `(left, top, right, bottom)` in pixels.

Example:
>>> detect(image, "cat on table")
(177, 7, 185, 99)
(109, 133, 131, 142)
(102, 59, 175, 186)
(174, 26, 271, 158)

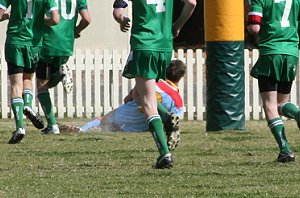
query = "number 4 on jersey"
(147, 0, 166, 13)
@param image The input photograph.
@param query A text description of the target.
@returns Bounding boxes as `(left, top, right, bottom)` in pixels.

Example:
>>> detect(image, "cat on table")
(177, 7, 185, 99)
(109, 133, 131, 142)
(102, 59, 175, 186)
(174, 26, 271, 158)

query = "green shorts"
(251, 54, 298, 82)
(122, 50, 172, 81)
(5, 44, 41, 69)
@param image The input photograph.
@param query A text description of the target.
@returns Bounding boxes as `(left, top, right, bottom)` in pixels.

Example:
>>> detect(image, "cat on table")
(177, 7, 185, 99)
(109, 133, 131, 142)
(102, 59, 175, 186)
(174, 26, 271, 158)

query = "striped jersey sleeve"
(248, 0, 263, 24)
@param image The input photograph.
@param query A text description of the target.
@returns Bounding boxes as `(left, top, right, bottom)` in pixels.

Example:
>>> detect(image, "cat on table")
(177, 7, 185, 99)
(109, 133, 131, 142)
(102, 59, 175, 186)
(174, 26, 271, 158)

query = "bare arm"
(75, 9, 91, 38)
(44, 9, 60, 26)
(113, 8, 131, 32)
(247, 24, 260, 36)
(173, 0, 197, 38)
(123, 89, 133, 103)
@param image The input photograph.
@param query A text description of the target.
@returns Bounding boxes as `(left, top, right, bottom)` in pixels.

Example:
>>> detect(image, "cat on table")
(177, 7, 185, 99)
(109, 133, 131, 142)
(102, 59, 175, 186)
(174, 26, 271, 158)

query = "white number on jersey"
(147, 0, 165, 13)
(58, 0, 77, 20)
(26, 0, 77, 20)
(275, 0, 292, 27)
(26, 0, 33, 19)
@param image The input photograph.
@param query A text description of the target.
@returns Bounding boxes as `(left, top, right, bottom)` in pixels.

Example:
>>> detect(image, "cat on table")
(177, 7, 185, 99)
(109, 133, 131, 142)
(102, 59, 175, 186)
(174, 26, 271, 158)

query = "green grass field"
(0, 119, 300, 197)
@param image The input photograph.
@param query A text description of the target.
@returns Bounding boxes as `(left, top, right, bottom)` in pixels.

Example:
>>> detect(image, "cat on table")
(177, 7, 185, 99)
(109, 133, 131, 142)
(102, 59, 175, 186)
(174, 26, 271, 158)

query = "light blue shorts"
(102, 100, 148, 132)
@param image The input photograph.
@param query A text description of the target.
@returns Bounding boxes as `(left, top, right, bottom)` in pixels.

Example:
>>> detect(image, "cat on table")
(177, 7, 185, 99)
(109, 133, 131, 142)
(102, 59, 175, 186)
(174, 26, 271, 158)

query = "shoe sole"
(42, 131, 60, 135)
(160, 163, 173, 169)
(153, 161, 173, 169)
(169, 113, 179, 128)
(276, 158, 295, 163)
(168, 130, 180, 150)
(24, 108, 44, 129)
(167, 114, 180, 150)
(61, 65, 73, 94)
(8, 133, 24, 144)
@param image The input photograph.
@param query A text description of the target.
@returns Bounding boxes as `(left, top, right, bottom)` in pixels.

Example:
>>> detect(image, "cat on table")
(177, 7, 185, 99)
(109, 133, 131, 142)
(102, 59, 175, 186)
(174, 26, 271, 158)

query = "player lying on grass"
(59, 60, 186, 150)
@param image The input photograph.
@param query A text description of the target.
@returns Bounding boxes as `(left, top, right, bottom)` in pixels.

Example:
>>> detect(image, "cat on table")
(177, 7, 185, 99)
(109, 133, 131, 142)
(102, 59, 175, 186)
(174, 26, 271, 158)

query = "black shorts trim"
(7, 62, 36, 75)
(257, 75, 292, 94)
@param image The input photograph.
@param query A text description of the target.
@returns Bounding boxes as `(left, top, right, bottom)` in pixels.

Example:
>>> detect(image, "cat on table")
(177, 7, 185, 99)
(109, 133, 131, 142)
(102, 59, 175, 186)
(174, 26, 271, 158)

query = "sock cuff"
(38, 90, 50, 97)
(268, 118, 283, 129)
(22, 89, 33, 96)
(147, 114, 161, 125)
(11, 97, 24, 104)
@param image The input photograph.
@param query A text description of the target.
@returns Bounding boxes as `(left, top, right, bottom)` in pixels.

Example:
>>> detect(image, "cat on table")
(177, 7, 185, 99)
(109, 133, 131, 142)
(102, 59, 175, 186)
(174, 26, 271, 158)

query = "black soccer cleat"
(41, 125, 60, 135)
(153, 153, 173, 169)
(23, 106, 44, 129)
(8, 128, 25, 144)
(275, 152, 295, 163)
(164, 112, 180, 150)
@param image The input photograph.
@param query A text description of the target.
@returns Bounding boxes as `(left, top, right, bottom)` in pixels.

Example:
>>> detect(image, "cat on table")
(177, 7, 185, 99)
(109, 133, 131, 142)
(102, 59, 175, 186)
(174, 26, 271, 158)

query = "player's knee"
(37, 79, 49, 92)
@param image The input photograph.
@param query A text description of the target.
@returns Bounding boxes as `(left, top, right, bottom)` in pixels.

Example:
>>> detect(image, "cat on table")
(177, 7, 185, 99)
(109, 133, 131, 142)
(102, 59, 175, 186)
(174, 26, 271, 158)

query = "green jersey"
(0, 0, 58, 46)
(129, 0, 174, 52)
(42, 0, 88, 56)
(249, 0, 300, 57)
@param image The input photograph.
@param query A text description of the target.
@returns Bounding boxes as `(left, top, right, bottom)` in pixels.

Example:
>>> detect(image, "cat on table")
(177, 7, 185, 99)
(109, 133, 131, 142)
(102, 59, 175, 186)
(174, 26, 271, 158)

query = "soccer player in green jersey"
(248, 0, 300, 163)
(35, 0, 91, 134)
(113, 0, 196, 169)
(0, 0, 59, 144)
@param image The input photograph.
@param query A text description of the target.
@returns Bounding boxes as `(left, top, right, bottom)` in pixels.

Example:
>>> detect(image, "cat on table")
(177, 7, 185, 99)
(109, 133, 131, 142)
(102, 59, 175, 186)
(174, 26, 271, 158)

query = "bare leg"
(261, 91, 293, 162)
(8, 73, 25, 144)
(37, 78, 59, 134)
(134, 76, 172, 169)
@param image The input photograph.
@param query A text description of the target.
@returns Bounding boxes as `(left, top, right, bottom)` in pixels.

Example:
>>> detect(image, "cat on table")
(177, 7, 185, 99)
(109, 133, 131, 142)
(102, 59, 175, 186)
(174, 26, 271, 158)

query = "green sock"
(11, 97, 24, 129)
(38, 91, 56, 126)
(268, 118, 292, 154)
(22, 89, 33, 108)
(279, 102, 300, 119)
(157, 102, 169, 122)
(147, 115, 170, 156)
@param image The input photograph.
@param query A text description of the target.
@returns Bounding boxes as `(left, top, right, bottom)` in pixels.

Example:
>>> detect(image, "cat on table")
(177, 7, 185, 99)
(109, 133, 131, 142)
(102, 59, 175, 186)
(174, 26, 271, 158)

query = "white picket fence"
(1, 49, 300, 120)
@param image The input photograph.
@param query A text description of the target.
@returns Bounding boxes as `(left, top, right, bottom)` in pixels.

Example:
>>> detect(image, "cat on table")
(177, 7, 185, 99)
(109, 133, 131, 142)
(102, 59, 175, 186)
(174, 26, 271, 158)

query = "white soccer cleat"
(60, 64, 73, 94)
(164, 112, 180, 150)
